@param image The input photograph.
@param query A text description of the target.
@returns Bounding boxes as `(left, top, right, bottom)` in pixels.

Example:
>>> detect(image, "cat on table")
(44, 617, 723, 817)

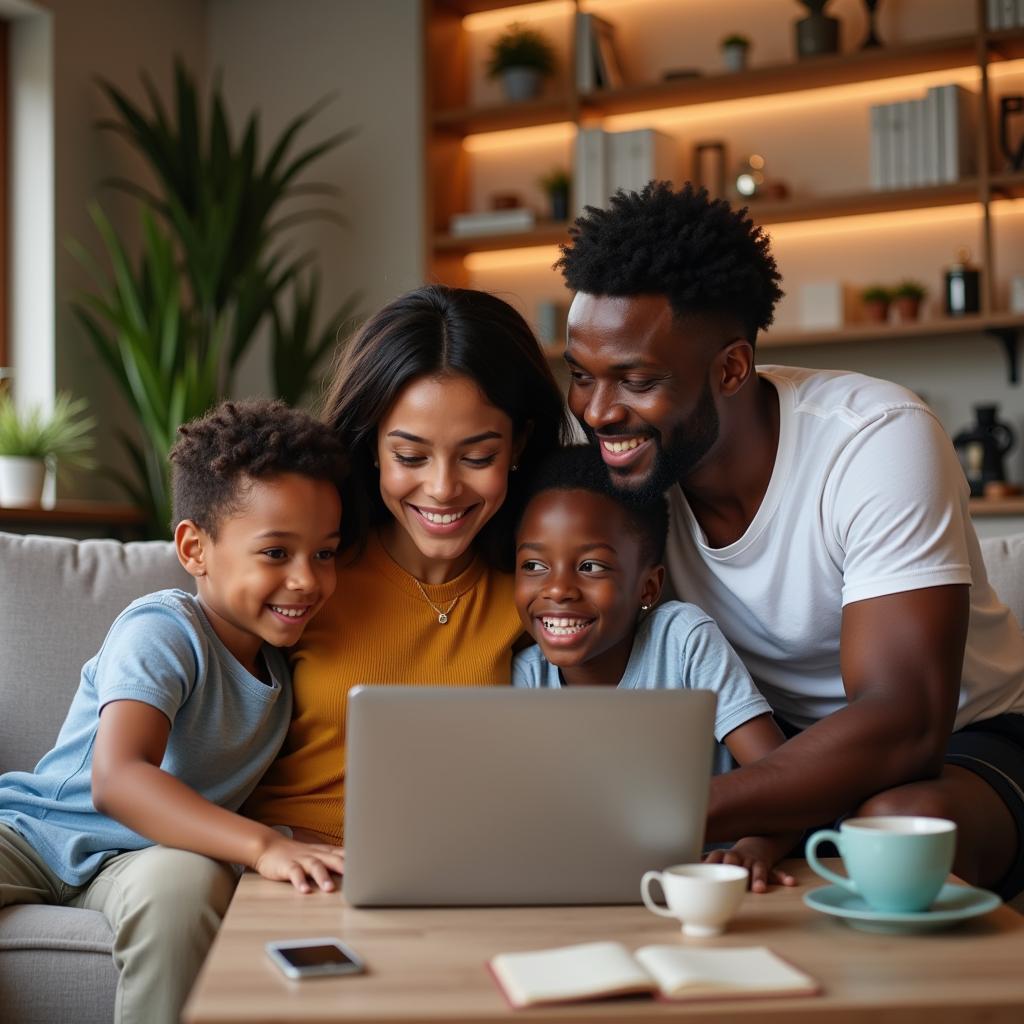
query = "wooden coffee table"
(183, 860, 1024, 1023)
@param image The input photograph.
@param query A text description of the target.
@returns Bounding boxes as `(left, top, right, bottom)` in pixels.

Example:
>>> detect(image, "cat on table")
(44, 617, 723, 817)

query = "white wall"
(206, 0, 425, 401)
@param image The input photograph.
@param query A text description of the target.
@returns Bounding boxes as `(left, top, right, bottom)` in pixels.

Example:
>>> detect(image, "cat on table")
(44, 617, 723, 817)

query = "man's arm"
(705, 584, 969, 841)
(92, 699, 345, 892)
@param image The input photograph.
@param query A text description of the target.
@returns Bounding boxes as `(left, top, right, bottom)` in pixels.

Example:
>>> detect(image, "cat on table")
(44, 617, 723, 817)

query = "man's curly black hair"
(169, 399, 347, 537)
(556, 181, 784, 344)
(517, 445, 669, 567)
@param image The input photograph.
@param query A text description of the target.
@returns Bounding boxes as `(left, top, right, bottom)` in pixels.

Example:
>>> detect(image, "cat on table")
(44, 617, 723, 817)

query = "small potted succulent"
(487, 22, 557, 102)
(721, 34, 751, 73)
(860, 284, 892, 324)
(0, 392, 95, 507)
(892, 280, 927, 322)
(538, 167, 571, 221)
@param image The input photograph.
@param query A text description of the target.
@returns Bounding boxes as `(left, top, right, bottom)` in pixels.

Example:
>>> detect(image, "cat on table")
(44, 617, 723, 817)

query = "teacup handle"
(806, 828, 859, 895)
(640, 870, 677, 918)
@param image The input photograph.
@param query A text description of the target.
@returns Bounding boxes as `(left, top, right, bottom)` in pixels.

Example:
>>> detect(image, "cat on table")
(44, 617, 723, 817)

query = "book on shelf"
(574, 12, 623, 92)
(868, 84, 976, 191)
(488, 942, 820, 1010)
(987, 0, 1023, 29)
(573, 127, 675, 215)
(448, 208, 536, 237)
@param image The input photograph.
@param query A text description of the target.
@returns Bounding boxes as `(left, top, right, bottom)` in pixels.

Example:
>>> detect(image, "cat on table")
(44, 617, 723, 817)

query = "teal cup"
(806, 816, 957, 913)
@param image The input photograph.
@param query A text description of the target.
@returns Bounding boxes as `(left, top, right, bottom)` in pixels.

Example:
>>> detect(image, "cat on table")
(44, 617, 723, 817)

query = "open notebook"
(488, 942, 819, 1009)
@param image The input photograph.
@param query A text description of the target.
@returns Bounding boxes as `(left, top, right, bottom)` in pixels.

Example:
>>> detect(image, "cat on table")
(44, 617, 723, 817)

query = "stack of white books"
(449, 208, 536, 237)
(868, 83, 976, 191)
(987, 0, 1024, 29)
(575, 127, 676, 215)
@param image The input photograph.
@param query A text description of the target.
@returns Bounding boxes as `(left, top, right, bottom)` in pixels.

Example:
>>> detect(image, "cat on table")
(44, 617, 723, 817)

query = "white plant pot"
(722, 45, 748, 73)
(501, 67, 542, 102)
(0, 456, 47, 507)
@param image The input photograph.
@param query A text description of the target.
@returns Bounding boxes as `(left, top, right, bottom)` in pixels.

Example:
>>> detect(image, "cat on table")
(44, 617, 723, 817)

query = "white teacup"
(640, 863, 749, 937)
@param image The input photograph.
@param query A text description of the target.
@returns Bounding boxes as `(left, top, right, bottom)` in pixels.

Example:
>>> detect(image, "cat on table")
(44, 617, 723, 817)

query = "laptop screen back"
(343, 687, 716, 906)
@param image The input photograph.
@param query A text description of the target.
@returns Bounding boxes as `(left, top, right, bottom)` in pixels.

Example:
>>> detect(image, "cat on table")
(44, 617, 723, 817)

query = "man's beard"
(581, 381, 719, 504)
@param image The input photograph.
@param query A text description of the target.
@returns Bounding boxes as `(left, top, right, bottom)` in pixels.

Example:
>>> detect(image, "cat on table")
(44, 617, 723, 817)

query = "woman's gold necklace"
(412, 577, 460, 625)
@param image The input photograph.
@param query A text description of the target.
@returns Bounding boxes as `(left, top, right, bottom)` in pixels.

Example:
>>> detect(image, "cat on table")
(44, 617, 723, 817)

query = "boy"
(0, 399, 346, 1024)
(512, 446, 797, 889)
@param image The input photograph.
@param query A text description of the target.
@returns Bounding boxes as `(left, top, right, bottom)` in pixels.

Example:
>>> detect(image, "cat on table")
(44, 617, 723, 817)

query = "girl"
(247, 285, 570, 843)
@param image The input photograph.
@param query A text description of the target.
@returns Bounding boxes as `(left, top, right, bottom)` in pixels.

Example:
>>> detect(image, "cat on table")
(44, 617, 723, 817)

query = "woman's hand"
(705, 834, 800, 893)
(254, 836, 345, 893)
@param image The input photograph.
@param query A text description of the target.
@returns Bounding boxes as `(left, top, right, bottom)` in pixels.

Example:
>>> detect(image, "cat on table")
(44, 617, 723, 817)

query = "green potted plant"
(538, 167, 571, 221)
(0, 392, 95, 507)
(860, 284, 892, 324)
(487, 23, 557, 102)
(721, 34, 751, 73)
(892, 280, 927, 322)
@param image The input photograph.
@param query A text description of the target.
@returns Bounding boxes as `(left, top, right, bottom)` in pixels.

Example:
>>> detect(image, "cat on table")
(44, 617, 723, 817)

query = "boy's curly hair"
(556, 181, 784, 343)
(517, 445, 669, 567)
(169, 399, 347, 536)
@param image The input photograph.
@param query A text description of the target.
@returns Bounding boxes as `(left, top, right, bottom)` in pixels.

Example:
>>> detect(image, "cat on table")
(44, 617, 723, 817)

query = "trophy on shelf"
(860, 0, 883, 49)
(999, 96, 1024, 172)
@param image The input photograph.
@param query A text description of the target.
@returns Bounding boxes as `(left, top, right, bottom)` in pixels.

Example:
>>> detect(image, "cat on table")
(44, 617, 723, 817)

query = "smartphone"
(265, 938, 366, 980)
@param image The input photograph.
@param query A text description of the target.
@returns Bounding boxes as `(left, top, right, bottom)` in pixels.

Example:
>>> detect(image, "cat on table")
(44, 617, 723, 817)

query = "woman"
(247, 285, 570, 843)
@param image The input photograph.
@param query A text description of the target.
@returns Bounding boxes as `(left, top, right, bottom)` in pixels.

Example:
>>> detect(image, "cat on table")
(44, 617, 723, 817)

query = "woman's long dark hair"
(320, 285, 571, 571)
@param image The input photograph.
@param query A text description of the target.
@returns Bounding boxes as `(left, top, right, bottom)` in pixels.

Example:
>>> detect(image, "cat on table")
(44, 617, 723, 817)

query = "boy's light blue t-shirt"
(0, 589, 291, 886)
(512, 601, 772, 775)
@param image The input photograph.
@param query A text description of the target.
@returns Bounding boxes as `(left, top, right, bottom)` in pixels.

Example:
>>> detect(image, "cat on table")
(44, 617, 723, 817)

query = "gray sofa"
(1, 530, 1023, 1023)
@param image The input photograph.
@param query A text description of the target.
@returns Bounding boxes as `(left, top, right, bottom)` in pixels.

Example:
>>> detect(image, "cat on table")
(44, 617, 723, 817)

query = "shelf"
(764, 313, 1024, 348)
(743, 180, 986, 226)
(0, 500, 146, 526)
(581, 34, 981, 119)
(435, 220, 571, 253)
(433, 97, 573, 135)
(434, 0, 558, 15)
(970, 497, 1024, 517)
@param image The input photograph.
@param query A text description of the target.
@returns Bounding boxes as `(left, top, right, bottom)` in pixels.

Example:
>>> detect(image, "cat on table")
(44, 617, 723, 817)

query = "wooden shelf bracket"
(985, 325, 1020, 385)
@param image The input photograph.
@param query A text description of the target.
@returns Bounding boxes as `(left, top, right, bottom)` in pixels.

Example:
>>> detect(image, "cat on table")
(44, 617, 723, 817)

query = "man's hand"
(705, 835, 800, 893)
(253, 835, 345, 894)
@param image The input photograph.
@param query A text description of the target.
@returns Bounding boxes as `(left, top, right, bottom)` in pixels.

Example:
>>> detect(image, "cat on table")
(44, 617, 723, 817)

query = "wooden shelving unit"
(423, 1, 1024, 382)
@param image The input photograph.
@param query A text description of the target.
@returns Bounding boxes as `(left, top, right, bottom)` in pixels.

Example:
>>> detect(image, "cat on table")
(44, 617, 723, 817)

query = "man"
(557, 181, 1024, 897)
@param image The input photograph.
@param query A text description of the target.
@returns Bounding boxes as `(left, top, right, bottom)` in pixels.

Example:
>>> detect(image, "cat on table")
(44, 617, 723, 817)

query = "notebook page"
(634, 945, 818, 998)
(490, 941, 656, 1007)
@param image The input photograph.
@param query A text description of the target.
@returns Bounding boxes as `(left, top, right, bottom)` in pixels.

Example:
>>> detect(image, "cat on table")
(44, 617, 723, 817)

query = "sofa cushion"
(0, 905, 117, 1023)
(0, 532, 190, 776)
(980, 533, 1024, 631)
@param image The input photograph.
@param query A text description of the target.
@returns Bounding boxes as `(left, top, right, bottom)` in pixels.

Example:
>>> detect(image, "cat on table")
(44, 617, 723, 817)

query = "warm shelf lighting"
(601, 61, 1024, 132)
(463, 121, 576, 152)
(464, 1, 574, 31)
(766, 202, 983, 242)
(465, 245, 561, 271)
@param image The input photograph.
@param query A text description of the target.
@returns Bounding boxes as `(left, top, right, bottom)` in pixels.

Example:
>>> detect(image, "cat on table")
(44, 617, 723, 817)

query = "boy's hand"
(253, 835, 345, 894)
(704, 835, 799, 893)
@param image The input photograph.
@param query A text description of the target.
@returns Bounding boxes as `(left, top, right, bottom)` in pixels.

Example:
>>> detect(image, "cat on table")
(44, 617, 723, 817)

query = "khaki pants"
(0, 823, 237, 1024)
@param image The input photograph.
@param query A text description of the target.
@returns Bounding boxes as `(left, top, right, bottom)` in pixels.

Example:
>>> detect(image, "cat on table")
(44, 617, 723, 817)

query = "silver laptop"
(343, 686, 716, 906)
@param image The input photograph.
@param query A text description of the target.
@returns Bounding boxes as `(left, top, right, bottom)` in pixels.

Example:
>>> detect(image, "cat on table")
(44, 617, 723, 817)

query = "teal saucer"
(804, 883, 1002, 934)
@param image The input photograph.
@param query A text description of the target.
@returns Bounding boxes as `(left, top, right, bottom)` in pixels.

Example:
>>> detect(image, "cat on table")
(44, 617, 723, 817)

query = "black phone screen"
(278, 944, 357, 969)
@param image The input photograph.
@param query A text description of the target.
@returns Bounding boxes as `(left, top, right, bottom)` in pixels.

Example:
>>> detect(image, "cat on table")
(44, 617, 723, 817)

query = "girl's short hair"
(320, 285, 571, 570)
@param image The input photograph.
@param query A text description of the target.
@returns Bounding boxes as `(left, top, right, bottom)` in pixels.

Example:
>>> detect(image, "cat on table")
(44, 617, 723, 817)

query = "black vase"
(953, 405, 1016, 497)
(796, 11, 841, 58)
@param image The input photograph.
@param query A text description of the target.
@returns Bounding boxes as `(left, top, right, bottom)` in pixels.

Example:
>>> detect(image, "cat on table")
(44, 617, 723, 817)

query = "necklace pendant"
(438, 612, 449, 625)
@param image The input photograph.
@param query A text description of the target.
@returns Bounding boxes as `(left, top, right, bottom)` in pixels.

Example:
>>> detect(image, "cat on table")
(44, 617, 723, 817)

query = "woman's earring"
(511, 464, 519, 472)
(640, 603, 651, 612)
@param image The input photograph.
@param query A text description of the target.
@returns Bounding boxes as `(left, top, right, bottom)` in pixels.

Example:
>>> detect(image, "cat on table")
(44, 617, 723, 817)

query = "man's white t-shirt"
(665, 365, 1024, 731)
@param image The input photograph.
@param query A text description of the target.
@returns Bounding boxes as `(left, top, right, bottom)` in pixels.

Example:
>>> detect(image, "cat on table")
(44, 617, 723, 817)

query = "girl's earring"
(511, 464, 519, 472)
(640, 603, 651, 612)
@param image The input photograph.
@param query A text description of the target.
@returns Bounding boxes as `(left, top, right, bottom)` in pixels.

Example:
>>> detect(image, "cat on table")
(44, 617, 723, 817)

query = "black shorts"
(777, 713, 1024, 901)
(946, 713, 1024, 901)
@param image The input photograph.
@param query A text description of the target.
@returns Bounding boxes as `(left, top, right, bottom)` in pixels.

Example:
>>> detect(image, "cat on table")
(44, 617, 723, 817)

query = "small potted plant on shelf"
(892, 280, 927, 322)
(720, 34, 751, 73)
(538, 167, 571, 221)
(487, 22, 557, 102)
(860, 284, 892, 324)
(0, 392, 95, 507)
